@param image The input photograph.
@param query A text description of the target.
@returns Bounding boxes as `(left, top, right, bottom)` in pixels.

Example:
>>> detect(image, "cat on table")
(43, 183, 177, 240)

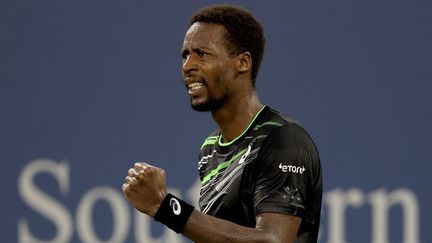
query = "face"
(181, 22, 237, 112)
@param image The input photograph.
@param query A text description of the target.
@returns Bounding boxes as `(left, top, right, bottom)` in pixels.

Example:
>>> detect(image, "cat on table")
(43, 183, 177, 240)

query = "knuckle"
(122, 184, 130, 193)
(135, 162, 147, 168)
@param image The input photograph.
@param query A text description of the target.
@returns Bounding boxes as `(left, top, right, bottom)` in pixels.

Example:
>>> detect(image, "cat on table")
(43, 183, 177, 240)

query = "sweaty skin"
(123, 22, 302, 243)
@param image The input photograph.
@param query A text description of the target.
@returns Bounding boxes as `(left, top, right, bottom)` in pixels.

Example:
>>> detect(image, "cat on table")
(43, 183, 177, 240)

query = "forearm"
(181, 210, 293, 243)
(122, 163, 300, 242)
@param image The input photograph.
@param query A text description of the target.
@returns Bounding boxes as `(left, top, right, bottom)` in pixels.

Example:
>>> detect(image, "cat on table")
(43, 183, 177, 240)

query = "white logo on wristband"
(169, 198, 182, 215)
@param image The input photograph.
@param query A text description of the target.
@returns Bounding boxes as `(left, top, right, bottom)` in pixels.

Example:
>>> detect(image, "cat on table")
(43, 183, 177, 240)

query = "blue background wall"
(1, 0, 431, 242)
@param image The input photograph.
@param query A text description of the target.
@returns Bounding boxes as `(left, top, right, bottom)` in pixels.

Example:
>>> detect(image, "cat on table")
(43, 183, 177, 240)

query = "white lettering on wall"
(18, 159, 73, 243)
(17, 159, 422, 243)
(76, 186, 130, 243)
(369, 188, 420, 243)
(325, 188, 365, 243)
(324, 187, 421, 243)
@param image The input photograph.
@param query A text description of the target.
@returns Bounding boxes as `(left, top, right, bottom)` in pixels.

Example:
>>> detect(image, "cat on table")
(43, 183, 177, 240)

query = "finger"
(128, 168, 139, 177)
(124, 175, 133, 183)
(122, 175, 133, 191)
(122, 182, 129, 192)
(134, 162, 149, 168)
(134, 162, 148, 171)
(124, 176, 138, 186)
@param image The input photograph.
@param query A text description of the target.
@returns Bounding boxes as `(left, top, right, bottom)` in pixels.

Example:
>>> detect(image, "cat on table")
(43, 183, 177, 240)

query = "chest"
(198, 145, 259, 218)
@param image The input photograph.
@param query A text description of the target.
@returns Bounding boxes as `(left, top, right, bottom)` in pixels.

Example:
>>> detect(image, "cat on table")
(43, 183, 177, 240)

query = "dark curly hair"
(190, 4, 265, 86)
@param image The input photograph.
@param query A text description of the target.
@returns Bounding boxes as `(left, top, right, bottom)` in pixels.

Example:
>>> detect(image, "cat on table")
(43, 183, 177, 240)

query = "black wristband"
(154, 193, 194, 233)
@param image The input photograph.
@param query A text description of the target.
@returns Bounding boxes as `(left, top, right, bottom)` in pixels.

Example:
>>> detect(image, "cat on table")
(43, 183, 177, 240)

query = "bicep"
(255, 213, 302, 243)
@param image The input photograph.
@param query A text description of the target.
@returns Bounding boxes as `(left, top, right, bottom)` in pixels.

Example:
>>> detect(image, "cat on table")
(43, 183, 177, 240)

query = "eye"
(196, 51, 208, 58)
(181, 50, 189, 62)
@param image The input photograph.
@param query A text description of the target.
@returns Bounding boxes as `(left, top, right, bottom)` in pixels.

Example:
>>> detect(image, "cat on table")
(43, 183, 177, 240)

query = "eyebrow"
(182, 46, 213, 55)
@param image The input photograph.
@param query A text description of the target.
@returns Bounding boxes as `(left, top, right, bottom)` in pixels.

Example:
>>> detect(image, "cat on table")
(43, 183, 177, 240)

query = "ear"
(236, 52, 252, 74)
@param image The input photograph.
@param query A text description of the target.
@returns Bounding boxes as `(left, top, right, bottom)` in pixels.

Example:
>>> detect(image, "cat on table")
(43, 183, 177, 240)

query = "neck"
(211, 91, 263, 143)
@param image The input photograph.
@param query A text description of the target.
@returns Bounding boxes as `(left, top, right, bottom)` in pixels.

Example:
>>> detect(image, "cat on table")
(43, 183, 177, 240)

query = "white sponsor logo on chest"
(279, 163, 306, 174)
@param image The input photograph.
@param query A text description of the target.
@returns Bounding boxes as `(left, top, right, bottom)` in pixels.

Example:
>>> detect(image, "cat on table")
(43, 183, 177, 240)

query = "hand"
(122, 162, 167, 217)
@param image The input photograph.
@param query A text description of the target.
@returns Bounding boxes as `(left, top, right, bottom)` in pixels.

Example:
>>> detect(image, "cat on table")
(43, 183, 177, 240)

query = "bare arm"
(183, 210, 301, 243)
(122, 162, 301, 243)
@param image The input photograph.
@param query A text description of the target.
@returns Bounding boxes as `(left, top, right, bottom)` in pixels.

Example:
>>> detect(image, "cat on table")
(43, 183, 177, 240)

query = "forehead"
(183, 22, 227, 49)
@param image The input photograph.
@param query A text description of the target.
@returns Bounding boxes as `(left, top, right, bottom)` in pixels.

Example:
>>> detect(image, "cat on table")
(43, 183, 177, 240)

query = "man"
(123, 4, 322, 243)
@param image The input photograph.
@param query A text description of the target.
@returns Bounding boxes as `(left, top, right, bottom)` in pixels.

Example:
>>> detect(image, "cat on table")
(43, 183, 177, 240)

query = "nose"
(182, 54, 198, 75)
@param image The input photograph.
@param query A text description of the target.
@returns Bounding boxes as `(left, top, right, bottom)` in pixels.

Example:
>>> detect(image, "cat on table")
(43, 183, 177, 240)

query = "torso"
(198, 106, 322, 243)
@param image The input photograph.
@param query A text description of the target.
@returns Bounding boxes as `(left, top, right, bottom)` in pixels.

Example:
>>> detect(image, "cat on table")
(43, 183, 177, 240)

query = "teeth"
(188, 82, 204, 91)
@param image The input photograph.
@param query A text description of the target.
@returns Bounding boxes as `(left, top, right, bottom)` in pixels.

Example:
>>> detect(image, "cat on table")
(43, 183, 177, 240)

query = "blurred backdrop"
(1, 0, 431, 242)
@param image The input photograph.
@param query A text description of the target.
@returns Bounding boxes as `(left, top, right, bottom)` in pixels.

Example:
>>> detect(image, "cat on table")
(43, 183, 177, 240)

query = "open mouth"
(188, 82, 204, 91)
(186, 80, 206, 96)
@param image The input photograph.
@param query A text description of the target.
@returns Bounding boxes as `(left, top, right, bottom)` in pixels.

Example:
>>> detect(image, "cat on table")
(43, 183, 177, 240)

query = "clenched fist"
(122, 162, 167, 217)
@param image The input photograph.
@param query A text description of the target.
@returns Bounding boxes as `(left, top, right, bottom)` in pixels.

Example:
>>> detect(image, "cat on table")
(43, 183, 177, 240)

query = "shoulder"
(255, 108, 320, 171)
(265, 124, 317, 151)
(199, 129, 220, 150)
(259, 107, 317, 151)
